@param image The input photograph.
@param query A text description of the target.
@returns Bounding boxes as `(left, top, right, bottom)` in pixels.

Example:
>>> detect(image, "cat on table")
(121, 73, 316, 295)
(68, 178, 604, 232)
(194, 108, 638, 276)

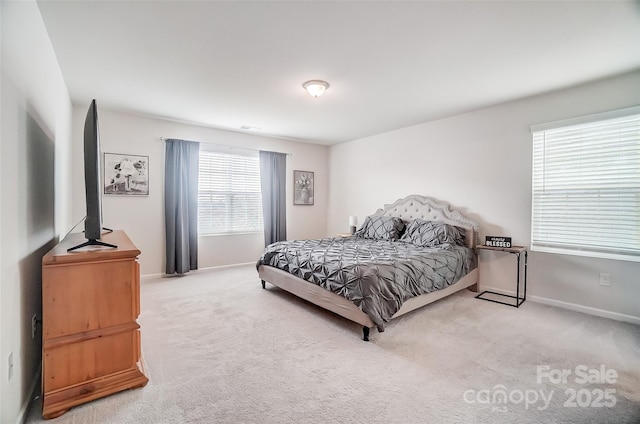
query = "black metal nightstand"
(475, 245, 528, 307)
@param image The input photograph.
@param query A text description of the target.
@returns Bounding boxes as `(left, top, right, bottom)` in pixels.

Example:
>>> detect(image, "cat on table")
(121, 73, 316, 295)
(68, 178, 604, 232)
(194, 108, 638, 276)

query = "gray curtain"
(165, 139, 199, 274)
(259, 150, 287, 246)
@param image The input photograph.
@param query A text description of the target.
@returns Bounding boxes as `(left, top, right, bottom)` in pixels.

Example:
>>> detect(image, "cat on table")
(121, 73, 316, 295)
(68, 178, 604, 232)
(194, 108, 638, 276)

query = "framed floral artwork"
(104, 153, 149, 196)
(293, 170, 314, 205)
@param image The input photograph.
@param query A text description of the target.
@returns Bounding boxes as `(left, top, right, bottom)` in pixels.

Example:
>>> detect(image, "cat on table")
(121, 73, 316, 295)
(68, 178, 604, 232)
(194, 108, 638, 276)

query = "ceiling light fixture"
(303, 80, 329, 98)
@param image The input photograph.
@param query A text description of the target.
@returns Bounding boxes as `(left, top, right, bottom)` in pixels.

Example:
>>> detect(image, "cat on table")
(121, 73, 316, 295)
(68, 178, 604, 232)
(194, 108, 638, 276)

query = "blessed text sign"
(485, 236, 512, 248)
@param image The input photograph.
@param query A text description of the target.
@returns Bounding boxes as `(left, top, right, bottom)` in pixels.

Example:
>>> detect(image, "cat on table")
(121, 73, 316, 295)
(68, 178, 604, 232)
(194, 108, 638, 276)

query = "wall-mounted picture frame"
(293, 170, 314, 205)
(104, 153, 149, 196)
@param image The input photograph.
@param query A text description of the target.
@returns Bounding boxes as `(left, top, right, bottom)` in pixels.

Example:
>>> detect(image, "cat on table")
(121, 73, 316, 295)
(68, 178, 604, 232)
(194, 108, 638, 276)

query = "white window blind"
(198, 149, 263, 235)
(531, 108, 640, 262)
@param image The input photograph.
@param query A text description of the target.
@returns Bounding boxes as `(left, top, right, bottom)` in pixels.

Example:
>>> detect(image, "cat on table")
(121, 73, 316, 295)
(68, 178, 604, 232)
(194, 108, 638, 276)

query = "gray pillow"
(400, 219, 466, 247)
(355, 215, 405, 240)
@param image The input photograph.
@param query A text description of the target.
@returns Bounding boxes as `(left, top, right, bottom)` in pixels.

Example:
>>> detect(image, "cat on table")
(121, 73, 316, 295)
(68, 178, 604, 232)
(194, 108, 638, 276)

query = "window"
(198, 149, 263, 235)
(531, 107, 640, 262)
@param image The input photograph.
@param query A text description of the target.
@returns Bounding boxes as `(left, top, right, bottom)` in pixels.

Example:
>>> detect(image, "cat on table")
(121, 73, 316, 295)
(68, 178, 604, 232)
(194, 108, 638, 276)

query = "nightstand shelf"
(475, 245, 527, 308)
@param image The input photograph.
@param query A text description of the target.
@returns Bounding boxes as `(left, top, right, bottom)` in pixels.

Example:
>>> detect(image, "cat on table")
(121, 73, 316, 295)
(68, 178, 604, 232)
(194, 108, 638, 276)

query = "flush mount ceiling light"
(302, 80, 329, 98)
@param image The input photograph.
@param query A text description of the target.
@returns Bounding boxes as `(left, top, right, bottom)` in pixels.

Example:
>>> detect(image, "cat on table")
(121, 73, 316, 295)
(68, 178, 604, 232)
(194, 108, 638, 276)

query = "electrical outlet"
(8, 352, 13, 380)
(599, 273, 611, 287)
(32, 313, 38, 339)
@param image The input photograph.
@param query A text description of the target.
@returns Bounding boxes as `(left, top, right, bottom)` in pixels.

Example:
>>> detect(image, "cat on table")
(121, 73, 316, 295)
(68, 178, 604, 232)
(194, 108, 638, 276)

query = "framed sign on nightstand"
(485, 236, 512, 248)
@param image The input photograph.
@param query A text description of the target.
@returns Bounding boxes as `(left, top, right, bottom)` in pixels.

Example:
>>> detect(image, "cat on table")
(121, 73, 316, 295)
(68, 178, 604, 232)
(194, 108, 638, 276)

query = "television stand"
(67, 239, 118, 252)
(66, 227, 117, 252)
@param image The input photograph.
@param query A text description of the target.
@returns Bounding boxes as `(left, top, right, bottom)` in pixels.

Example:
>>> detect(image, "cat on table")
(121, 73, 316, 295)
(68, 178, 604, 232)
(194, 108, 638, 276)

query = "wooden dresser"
(41, 230, 148, 419)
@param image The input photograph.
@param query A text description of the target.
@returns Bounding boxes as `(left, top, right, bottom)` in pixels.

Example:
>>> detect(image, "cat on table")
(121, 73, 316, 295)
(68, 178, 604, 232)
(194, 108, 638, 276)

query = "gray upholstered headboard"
(372, 194, 479, 249)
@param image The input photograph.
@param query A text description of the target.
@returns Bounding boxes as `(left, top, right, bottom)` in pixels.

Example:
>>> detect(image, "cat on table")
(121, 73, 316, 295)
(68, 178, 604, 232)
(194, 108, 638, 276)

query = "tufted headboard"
(372, 195, 479, 249)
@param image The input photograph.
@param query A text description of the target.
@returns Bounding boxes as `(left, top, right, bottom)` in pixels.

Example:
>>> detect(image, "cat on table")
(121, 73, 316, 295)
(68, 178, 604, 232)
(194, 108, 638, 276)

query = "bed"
(256, 195, 479, 340)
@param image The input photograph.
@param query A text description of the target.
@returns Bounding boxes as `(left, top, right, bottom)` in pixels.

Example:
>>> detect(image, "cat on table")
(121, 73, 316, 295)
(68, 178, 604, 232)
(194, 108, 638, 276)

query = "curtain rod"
(160, 137, 292, 156)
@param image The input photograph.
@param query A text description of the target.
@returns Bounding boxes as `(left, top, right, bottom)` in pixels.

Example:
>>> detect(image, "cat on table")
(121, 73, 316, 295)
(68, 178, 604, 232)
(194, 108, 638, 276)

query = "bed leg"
(261, 280, 266, 289)
(468, 282, 478, 292)
(362, 326, 370, 342)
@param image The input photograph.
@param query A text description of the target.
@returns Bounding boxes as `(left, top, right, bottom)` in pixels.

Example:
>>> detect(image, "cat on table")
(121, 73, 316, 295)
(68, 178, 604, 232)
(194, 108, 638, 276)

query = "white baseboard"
(141, 272, 165, 279)
(197, 262, 255, 272)
(141, 262, 254, 279)
(16, 365, 41, 424)
(480, 285, 640, 326)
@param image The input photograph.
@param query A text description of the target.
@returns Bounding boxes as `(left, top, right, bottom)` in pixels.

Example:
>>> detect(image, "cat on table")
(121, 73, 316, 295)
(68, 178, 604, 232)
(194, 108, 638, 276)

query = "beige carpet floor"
(27, 265, 640, 424)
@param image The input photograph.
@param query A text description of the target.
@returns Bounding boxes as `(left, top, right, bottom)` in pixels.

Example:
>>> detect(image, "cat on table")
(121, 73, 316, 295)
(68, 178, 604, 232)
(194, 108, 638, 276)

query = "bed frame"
(258, 195, 480, 341)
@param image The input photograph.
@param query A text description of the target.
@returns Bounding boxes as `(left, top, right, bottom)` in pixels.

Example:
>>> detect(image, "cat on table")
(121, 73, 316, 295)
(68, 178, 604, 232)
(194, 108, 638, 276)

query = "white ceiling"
(37, 1, 640, 145)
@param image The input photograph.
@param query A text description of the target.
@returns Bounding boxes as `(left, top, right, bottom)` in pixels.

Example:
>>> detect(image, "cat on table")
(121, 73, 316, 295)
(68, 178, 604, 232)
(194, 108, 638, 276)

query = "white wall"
(0, 1, 73, 423)
(328, 70, 640, 320)
(70, 108, 329, 275)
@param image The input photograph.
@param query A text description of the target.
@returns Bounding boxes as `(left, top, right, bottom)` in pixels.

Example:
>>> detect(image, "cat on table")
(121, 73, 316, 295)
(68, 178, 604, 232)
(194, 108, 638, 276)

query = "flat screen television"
(67, 100, 117, 251)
